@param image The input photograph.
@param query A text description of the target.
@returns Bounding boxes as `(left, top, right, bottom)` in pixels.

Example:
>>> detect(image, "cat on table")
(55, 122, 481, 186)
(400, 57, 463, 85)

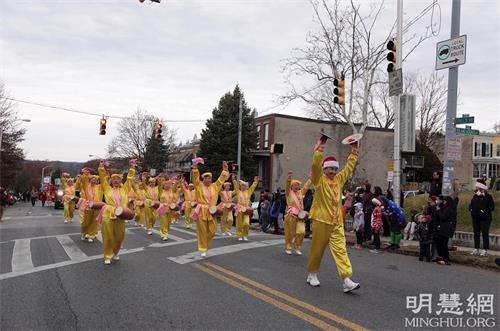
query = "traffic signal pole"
(442, 0, 461, 196)
(393, 0, 403, 206)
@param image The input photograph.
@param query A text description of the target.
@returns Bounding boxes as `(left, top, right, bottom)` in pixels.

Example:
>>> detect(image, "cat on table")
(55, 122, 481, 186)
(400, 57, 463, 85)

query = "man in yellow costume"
(144, 177, 160, 235)
(219, 182, 234, 236)
(131, 178, 147, 228)
(191, 158, 228, 257)
(97, 159, 135, 265)
(158, 179, 179, 241)
(306, 141, 360, 293)
(78, 169, 103, 242)
(181, 181, 196, 229)
(284, 171, 312, 255)
(232, 175, 259, 241)
(61, 173, 79, 224)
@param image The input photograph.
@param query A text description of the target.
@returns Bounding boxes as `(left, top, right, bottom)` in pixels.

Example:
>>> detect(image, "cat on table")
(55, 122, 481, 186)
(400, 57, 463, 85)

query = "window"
(256, 125, 261, 149)
(489, 164, 499, 179)
(473, 163, 487, 178)
(474, 142, 480, 157)
(263, 123, 269, 149)
(497, 145, 500, 157)
(475, 142, 493, 157)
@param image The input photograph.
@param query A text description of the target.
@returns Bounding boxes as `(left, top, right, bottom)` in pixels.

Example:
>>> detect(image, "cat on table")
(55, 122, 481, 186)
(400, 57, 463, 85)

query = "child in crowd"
(352, 202, 364, 249)
(370, 198, 383, 254)
(416, 206, 433, 262)
(403, 209, 418, 240)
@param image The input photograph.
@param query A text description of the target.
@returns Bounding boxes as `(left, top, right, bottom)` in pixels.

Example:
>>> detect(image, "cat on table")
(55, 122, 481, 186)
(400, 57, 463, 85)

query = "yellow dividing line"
(193, 263, 340, 331)
(204, 262, 370, 331)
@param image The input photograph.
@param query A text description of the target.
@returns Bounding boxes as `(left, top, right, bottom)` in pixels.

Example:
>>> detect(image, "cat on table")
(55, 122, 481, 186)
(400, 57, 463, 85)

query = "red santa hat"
(322, 156, 339, 169)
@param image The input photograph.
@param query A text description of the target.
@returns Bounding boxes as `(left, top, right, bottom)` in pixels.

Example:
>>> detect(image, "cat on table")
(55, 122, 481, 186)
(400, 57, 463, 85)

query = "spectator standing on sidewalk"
(362, 182, 374, 242)
(416, 206, 433, 262)
(369, 198, 383, 254)
(303, 188, 314, 238)
(469, 181, 495, 257)
(429, 172, 442, 198)
(433, 196, 457, 265)
(352, 202, 364, 249)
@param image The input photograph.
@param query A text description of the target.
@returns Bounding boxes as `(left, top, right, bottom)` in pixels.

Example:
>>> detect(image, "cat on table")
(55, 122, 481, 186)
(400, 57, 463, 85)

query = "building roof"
(256, 113, 394, 133)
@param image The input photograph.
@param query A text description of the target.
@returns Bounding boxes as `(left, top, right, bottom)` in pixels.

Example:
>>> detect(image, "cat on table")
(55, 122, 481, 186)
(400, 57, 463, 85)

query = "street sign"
(436, 35, 467, 70)
(399, 94, 416, 152)
(387, 171, 394, 182)
(43, 176, 51, 184)
(454, 114, 474, 125)
(389, 68, 403, 96)
(446, 137, 462, 161)
(387, 160, 394, 172)
(455, 127, 479, 135)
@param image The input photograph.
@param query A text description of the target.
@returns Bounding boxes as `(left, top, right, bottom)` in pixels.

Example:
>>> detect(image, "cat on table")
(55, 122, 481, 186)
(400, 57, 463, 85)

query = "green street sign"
(455, 127, 479, 135)
(454, 115, 475, 124)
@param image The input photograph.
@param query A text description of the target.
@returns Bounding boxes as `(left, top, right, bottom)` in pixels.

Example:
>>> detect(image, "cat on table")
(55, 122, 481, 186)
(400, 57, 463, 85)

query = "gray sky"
(1, 0, 498, 162)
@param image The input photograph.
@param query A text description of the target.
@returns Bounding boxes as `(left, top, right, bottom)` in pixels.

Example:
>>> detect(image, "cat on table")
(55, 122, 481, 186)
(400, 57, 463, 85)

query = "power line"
(5, 97, 205, 123)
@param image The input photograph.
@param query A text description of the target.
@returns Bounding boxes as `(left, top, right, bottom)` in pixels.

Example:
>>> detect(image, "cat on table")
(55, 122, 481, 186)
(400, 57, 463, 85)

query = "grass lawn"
(403, 191, 500, 234)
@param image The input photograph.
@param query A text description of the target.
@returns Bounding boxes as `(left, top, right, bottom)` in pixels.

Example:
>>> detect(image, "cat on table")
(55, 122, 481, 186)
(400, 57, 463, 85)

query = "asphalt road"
(1, 203, 499, 330)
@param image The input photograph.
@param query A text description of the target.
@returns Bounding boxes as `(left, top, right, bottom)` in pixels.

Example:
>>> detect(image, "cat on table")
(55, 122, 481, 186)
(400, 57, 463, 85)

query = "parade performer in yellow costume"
(219, 182, 234, 236)
(157, 179, 180, 241)
(78, 169, 103, 242)
(170, 180, 182, 224)
(144, 176, 161, 235)
(181, 181, 196, 229)
(131, 179, 147, 228)
(97, 159, 135, 265)
(191, 158, 228, 257)
(306, 141, 360, 293)
(284, 171, 312, 255)
(61, 173, 79, 224)
(232, 175, 259, 241)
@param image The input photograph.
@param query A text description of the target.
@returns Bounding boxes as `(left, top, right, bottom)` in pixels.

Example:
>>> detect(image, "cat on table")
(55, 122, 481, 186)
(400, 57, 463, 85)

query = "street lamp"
(0, 119, 31, 188)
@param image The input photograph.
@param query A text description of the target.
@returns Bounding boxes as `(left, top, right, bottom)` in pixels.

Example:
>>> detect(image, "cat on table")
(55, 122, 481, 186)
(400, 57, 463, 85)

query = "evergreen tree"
(143, 133, 171, 172)
(198, 85, 259, 180)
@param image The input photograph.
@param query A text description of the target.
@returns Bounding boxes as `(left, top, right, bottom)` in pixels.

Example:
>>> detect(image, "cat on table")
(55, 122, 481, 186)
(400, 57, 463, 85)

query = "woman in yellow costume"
(144, 176, 161, 235)
(232, 175, 260, 242)
(305, 140, 360, 293)
(157, 179, 180, 241)
(181, 180, 196, 229)
(169, 179, 182, 224)
(97, 159, 135, 265)
(131, 178, 147, 228)
(284, 171, 312, 255)
(219, 182, 234, 236)
(61, 172, 79, 224)
(78, 169, 103, 242)
(191, 158, 228, 257)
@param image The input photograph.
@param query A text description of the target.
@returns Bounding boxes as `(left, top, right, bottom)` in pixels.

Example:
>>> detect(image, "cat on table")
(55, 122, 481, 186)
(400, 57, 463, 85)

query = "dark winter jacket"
(469, 192, 495, 221)
(434, 197, 457, 238)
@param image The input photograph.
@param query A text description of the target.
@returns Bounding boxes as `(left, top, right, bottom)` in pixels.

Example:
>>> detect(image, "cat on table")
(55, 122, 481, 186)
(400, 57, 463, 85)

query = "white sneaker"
(64, 220, 68, 224)
(87, 238, 94, 243)
(471, 249, 480, 256)
(112, 254, 120, 261)
(162, 237, 168, 241)
(243, 237, 248, 241)
(226, 232, 232, 236)
(201, 252, 207, 258)
(343, 278, 360, 293)
(238, 237, 243, 241)
(480, 249, 488, 257)
(370, 249, 379, 254)
(81, 235, 86, 241)
(147, 230, 153, 235)
(295, 250, 302, 255)
(306, 273, 320, 287)
(285, 250, 292, 255)
(104, 259, 111, 265)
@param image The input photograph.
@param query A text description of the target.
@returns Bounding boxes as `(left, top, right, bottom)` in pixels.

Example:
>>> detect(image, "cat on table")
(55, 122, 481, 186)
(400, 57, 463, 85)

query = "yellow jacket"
(309, 151, 357, 225)
(79, 175, 103, 203)
(98, 166, 135, 209)
(232, 179, 258, 208)
(61, 177, 79, 203)
(285, 178, 312, 213)
(192, 168, 228, 220)
(220, 190, 234, 204)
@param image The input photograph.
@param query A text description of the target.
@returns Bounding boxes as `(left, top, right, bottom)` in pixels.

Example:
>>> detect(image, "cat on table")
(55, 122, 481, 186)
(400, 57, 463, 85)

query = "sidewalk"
(344, 231, 500, 271)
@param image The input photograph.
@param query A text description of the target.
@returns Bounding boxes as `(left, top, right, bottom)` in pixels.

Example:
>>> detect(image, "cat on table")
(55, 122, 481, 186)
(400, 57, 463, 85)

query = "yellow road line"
(204, 262, 369, 331)
(193, 263, 340, 331)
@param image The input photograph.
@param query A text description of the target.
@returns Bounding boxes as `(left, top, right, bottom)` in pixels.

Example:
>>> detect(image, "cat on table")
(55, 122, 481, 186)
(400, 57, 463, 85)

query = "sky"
(0, 0, 498, 162)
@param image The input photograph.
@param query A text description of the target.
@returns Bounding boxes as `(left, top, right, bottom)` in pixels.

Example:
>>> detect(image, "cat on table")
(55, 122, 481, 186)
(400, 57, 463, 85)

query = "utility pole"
(442, 0, 461, 196)
(237, 96, 243, 181)
(393, 0, 403, 206)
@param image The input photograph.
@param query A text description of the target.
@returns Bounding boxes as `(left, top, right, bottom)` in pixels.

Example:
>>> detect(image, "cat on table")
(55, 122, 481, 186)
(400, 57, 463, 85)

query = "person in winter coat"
(370, 198, 383, 254)
(469, 181, 495, 257)
(352, 202, 364, 249)
(433, 196, 457, 265)
(362, 182, 374, 242)
(416, 206, 433, 262)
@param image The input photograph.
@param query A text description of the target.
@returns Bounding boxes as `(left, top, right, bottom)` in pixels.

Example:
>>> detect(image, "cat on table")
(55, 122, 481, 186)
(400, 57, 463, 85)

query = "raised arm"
(192, 167, 200, 188)
(311, 148, 324, 186)
(301, 178, 312, 195)
(285, 172, 292, 197)
(123, 166, 136, 193)
(336, 151, 358, 186)
(248, 176, 260, 196)
(98, 162, 111, 191)
(214, 162, 229, 192)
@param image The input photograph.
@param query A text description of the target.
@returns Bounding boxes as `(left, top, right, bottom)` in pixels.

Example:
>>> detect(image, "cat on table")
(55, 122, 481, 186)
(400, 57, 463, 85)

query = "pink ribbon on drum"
(287, 206, 300, 217)
(76, 198, 90, 212)
(190, 204, 202, 221)
(157, 203, 168, 216)
(96, 205, 107, 224)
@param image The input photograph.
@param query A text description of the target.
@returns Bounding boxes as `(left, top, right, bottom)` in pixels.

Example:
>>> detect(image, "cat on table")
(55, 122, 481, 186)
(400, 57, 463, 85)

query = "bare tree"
(280, 0, 437, 134)
(107, 109, 176, 164)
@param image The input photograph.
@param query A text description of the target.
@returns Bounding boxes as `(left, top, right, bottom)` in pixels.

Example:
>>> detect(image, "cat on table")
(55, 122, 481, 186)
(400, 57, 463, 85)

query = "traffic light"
(99, 117, 107, 135)
(154, 122, 163, 139)
(333, 77, 345, 105)
(231, 163, 239, 172)
(386, 39, 397, 72)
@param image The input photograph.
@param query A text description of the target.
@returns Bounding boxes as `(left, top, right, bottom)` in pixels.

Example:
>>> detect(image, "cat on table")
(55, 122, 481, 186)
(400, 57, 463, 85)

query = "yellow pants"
(145, 207, 157, 230)
(196, 218, 216, 252)
(184, 206, 193, 228)
(236, 213, 250, 238)
(221, 209, 233, 233)
(284, 215, 305, 250)
(135, 207, 145, 227)
(80, 209, 99, 239)
(63, 201, 75, 220)
(307, 220, 352, 279)
(159, 213, 172, 239)
(101, 217, 125, 260)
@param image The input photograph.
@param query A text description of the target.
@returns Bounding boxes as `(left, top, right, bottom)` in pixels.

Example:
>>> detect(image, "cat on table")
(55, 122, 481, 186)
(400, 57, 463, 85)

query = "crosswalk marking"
(169, 226, 197, 237)
(56, 235, 88, 260)
(11, 239, 33, 272)
(150, 229, 185, 242)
